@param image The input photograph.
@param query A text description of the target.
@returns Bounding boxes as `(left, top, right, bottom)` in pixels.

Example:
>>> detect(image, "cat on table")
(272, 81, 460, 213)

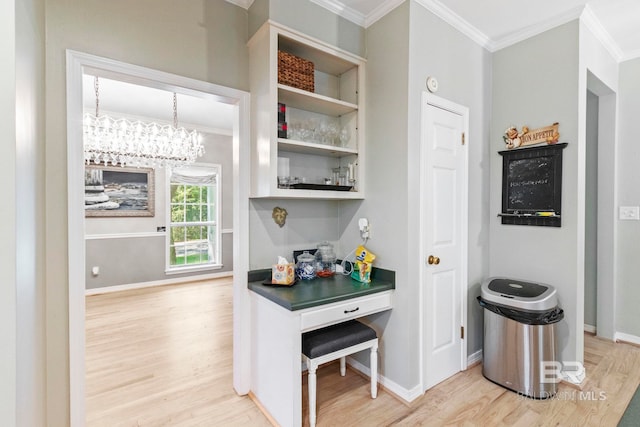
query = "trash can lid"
(481, 277, 558, 312)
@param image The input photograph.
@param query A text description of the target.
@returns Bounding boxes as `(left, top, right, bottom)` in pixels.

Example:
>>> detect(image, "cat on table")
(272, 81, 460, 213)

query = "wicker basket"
(278, 50, 314, 92)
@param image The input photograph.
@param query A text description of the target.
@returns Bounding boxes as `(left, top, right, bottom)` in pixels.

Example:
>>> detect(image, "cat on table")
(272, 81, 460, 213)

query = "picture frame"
(84, 164, 155, 217)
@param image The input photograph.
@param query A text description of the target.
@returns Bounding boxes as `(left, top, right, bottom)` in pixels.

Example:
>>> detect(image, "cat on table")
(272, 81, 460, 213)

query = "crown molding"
(490, 5, 584, 52)
(365, 0, 405, 28)
(581, 4, 624, 63)
(414, 0, 491, 50)
(309, 0, 367, 26)
(224, 0, 255, 10)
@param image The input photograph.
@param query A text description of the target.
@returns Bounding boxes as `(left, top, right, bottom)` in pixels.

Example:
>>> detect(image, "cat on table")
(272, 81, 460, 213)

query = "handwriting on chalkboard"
(499, 143, 567, 227)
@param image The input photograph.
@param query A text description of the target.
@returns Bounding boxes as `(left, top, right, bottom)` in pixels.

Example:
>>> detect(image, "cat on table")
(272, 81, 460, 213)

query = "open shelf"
(277, 85, 358, 117)
(278, 138, 357, 157)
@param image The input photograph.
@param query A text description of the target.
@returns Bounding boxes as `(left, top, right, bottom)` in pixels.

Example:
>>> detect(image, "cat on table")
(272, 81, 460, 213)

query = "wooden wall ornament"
(503, 122, 560, 149)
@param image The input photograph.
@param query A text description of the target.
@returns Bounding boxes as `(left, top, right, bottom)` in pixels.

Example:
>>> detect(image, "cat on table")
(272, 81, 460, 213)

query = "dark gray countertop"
(248, 267, 395, 311)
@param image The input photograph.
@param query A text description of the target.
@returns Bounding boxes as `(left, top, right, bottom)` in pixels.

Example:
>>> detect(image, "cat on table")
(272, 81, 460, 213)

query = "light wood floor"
(86, 279, 640, 426)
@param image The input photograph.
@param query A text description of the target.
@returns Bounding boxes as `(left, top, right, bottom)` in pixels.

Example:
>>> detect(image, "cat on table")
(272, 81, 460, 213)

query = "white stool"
(302, 320, 378, 427)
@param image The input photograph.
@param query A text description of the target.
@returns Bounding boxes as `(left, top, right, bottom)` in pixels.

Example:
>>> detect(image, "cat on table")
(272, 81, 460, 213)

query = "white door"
(421, 94, 468, 390)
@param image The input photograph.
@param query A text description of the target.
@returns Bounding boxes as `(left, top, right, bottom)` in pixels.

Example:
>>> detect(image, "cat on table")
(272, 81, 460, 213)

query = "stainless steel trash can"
(478, 277, 564, 399)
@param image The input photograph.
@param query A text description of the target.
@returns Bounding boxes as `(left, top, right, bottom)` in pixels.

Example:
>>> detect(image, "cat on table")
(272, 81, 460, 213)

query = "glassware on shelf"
(288, 118, 342, 146)
(331, 167, 348, 186)
(277, 176, 290, 188)
(339, 127, 350, 147)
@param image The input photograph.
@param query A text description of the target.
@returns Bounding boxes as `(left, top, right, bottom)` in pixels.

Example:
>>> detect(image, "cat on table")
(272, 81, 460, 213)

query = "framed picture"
(84, 164, 155, 217)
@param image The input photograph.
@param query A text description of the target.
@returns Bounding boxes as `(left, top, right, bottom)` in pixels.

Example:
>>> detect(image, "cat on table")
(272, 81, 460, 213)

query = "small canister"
(296, 251, 316, 280)
(315, 241, 337, 277)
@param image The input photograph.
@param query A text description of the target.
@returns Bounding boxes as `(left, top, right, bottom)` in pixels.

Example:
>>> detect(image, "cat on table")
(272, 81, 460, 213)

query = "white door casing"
(66, 51, 251, 426)
(421, 93, 468, 391)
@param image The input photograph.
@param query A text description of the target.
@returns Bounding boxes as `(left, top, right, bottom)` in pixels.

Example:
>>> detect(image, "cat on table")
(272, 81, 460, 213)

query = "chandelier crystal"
(83, 77, 204, 168)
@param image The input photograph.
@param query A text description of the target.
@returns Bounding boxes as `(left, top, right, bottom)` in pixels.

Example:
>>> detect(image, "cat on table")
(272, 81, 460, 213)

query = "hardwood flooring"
(86, 279, 640, 426)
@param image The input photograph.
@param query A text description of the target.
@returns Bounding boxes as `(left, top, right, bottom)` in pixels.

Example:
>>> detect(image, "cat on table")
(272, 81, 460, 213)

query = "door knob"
(428, 255, 440, 265)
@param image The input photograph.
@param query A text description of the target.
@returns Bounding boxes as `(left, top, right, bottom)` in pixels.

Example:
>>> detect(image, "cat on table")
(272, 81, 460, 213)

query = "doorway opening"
(66, 51, 250, 426)
(584, 71, 617, 340)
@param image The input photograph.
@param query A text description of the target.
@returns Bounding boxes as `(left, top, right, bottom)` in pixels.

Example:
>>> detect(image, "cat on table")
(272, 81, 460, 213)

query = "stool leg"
(370, 341, 378, 398)
(308, 359, 317, 427)
(340, 356, 346, 376)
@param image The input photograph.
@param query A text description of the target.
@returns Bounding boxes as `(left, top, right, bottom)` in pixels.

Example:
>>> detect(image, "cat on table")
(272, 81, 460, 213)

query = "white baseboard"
(85, 271, 233, 295)
(346, 357, 423, 403)
(584, 324, 597, 334)
(467, 349, 482, 366)
(615, 331, 640, 346)
(346, 350, 484, 403)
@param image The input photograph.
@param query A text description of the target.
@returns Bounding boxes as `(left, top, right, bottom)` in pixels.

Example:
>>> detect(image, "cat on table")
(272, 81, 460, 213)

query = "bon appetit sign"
(503, 122, 560, 149)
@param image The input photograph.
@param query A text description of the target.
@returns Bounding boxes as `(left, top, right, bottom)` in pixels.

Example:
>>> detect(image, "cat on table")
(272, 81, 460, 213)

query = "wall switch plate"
(619, 206, 640, 220)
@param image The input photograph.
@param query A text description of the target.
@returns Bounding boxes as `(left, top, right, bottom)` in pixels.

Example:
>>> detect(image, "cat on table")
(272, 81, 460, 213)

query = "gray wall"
(249, 0, 365, 57)
(584, 90, 598, 327)
(343, 0, 492, 392)
(616, 57, 640, 336)
(489, 21, 580, 364)
(340, 0, 411, 386)
(85, 132, 234, 289)
(44, 1, 249, 424)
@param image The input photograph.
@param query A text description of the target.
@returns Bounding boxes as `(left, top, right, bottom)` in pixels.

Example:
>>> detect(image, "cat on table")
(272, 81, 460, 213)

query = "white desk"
(248, 272, 394, 426)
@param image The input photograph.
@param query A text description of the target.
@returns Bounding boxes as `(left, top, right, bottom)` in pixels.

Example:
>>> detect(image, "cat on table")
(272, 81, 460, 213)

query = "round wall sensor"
(426, 76, 439, 93)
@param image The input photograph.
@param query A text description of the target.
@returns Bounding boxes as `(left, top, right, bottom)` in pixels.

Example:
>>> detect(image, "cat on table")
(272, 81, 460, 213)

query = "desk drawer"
(300, 291, 392, 332)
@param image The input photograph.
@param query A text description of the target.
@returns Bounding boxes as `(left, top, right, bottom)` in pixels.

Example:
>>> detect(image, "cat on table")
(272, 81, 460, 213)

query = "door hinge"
(461, 132, 466, 145)
(461, 326, 464, 339)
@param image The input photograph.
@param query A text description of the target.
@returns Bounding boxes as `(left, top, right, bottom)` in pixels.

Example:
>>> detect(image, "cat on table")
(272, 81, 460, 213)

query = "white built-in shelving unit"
(248, 21, 366, 199)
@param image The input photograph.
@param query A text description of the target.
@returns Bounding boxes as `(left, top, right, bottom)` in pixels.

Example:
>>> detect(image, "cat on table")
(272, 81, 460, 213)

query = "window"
(167, 164, 221, 272)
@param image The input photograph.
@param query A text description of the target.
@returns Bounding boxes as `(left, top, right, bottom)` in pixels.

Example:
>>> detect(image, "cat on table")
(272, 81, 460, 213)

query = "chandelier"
(83, 76, 204, 168)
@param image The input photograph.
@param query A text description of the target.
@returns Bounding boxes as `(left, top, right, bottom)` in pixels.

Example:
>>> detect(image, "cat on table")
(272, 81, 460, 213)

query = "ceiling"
(82, 74, 235, 135)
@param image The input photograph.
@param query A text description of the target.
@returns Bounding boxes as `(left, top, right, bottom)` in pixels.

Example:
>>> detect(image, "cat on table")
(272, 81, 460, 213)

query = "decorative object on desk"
(272, 206, 288, 228)
(499, 143, 567, 227)
(503, 123, 560, 149)
(296, 251, 317, 280)
(315, 242, 337, 277)
(278, 50, 314, 92)
(85, 164, 154, 217)
(352, 245, 376, 283)
(271, 256, 296, 285)
(84, 76, 203, 168)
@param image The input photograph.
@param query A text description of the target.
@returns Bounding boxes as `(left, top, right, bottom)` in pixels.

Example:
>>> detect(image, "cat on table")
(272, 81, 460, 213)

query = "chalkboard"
(499, 143, 567, 227)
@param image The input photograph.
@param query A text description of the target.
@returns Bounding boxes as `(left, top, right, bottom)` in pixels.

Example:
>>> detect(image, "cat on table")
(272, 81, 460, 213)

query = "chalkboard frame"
(499, 143, 568, 227)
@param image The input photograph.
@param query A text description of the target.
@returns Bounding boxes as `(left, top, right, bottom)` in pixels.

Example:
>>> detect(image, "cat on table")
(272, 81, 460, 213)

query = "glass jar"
(296, 251, 316, 280)
(315, 241, 337, 277)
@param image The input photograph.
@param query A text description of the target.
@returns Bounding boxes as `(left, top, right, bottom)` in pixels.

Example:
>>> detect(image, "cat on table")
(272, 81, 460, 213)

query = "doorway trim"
(585, 71, 617, 340)
(418, 92, 469, 392)
(66, 50, 251, 426)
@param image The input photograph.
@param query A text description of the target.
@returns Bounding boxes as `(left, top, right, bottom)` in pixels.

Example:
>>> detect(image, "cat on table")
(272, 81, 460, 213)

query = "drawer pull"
(344, 307, 360, 314)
